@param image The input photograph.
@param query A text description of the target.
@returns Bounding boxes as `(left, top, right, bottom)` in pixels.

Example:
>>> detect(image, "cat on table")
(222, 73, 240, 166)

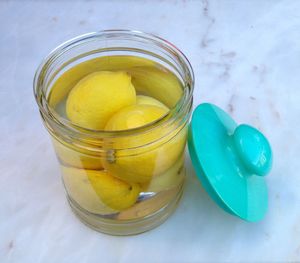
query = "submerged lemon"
(61, 166, 117, 214)
(142, 156, 185, 193)
(128, 66, 183, 108)
(53, 139, 103, 170)
(136, 95, 169, 111)
(105, 104, 167, 131)
(103, 104, 186, 184)
(87, 169, 141, 211)
(66, 71, 136, 130)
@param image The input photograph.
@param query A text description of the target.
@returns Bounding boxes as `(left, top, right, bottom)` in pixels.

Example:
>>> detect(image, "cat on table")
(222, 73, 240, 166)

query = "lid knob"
(233, 124, 272, 176)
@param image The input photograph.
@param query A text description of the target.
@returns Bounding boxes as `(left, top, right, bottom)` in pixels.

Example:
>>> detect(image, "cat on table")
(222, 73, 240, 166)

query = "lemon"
(53, 139, 103, 170)
(142, 155, 185, 193)
(49, 56, 154, 108)
(66, 71, 136, 130)
(61, 166, 117, 214)
(136, 95, 169, 111)
(103, 104, 187, 184)
(87, 169, 141, 211)
(105, 104, 167, 131)
(128, 66, 183, 108)
(117, 186, 181, 220)
(63, 166, 140, 211)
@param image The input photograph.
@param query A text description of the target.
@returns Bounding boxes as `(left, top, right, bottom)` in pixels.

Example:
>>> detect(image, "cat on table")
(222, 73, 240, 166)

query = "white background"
(1, 0, 300, 262)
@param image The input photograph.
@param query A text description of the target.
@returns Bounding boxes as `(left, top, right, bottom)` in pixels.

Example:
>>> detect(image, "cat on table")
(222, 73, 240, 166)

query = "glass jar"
(34, 30, 194, 235)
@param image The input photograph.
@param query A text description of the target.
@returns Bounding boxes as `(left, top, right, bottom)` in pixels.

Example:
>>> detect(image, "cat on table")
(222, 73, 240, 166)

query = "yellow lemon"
(49, 56, 154, 108)
(103, 104, 187, 184)
(52, 138, 103, 170)
(142, 155, 185, 193)
(61, 166, 117, 214)
(136, 95, 169, 111)
(66, 71, 136, 130)
(87, 169, 141, 211)
(117, 186, 181, 220)
(105, 104, 167, 131)
(128, 66, 183, 108)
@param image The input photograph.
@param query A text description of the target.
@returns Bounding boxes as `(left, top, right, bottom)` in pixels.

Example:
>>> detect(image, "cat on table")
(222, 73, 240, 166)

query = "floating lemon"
(49, 56, 154, 109)
(66, 71, 136, 130)
(103, 104, 187, 184)
(136, 95, 169, 111)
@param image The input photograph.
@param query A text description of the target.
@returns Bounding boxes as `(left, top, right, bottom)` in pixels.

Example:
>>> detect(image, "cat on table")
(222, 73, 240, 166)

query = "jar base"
(67, 186, 183, 236)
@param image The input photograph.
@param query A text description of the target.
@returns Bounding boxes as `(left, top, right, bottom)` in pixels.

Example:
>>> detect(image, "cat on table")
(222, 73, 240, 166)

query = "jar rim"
(33, 29, 194, 139)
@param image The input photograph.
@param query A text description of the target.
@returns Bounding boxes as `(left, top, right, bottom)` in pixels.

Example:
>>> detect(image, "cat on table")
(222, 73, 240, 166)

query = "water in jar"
(47, 55, 187, 221)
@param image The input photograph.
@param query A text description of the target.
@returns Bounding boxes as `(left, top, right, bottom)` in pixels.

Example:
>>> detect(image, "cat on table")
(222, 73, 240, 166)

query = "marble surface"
(1, 0, 300, 262)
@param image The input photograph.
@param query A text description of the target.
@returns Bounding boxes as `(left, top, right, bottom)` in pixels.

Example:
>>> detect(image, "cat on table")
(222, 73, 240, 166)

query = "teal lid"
(188, 103, 272, 222)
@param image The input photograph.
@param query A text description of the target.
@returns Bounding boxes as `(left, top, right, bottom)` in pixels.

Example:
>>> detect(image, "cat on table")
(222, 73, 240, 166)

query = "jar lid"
(188, 103, 272, 221)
